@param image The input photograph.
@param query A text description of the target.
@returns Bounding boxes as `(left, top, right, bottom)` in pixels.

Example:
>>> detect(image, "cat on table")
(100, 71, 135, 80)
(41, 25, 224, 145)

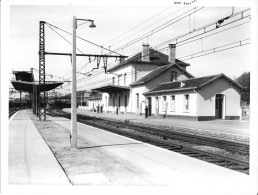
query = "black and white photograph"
(1, 0, 258, 194)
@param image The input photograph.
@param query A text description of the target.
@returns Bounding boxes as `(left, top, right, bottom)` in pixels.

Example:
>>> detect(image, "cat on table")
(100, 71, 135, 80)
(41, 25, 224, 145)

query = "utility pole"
(71, 16, 77, 148)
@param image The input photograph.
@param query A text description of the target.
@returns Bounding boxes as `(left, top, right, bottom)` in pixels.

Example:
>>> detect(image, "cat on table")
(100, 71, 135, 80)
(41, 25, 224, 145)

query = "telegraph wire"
(113, 7, 204, 53)
(74, 17, 250, 85)
(105, 7, 186, 47)
(46, 24, 85, 54)
(153, 8, 250, 48)
(101, 6, 176, 46)
(46, 22, 123, 56)
(63, 7, 204, 81)
(53, 8, 250, 91)
(68, 37, 250, 90)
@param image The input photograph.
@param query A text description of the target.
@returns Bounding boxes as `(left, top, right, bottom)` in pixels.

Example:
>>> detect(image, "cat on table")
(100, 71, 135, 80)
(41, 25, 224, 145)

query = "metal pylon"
(39, 21, 46, 120)
(33, 84, 37, 115)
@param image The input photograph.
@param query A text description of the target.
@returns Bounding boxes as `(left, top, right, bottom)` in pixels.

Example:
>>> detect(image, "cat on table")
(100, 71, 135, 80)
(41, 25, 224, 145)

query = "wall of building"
(104, 91, 130, 114)
(146, 91, 197, 117)
(145, 66, 190, 91)
(197, 77, 241, 119)
(135, 64, 160, 81)
(88, 99, 102, 111)
(110, 64, 132, 86)
(130, 85, 147, 114)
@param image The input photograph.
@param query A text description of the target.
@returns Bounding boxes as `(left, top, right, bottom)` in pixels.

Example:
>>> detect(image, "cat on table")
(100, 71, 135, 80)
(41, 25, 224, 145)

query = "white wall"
(110, 64, 132, 86)
(131, 85, 147, 114)
(146, 91, 197, 116)
(198, 77, 241, 117)
(146, 66, 191, 91)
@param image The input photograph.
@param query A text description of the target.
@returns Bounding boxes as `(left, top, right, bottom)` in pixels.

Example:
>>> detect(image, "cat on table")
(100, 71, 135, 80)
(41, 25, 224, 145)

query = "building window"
(112, 77, 115, 85)
(136, 93, 139, 109)
(113, 96, 115, 107)
(124, 73, 127, 86)
(105, 97, 107, 108)
(171, 95, 175, 110)
(170, 71, 177, 81)
(163, 96, 167, 110)
(185, 94, 189, 110)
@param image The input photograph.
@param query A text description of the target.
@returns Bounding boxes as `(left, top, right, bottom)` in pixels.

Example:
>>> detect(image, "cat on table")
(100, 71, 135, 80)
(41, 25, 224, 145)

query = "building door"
(215, 94, 224, 119)
(113, 96, 115, 113)
(118, 96, 120, 114)
(155, 97, 159, 117)
(148, 97, 152, 116)
(136, 93, 139, 114)
(124, 95, 127, 113)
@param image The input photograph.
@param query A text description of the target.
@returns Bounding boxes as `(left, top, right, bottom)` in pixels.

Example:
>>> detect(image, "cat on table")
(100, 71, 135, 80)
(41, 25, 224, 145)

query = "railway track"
(9, 108, 20, 118)
(47, 109, 249, 174)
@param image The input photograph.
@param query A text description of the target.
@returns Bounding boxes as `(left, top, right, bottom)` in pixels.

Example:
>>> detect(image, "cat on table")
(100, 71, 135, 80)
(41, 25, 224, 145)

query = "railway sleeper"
(230, 166, 249, 170)
(179, 151, 198, 155)
(206, 159, 227, 163)
(188, 154, 207, 157)
(215, 162, 238, 166)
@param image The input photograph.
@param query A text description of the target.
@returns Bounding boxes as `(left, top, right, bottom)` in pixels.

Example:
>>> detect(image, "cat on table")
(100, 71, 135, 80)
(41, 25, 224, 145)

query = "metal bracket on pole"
(103, 56, 108, 73)
(39, 21, 46, 120)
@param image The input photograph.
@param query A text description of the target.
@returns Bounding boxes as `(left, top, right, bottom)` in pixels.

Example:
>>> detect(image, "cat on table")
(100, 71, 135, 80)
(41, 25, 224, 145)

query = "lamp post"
(71, 16, 96, 148)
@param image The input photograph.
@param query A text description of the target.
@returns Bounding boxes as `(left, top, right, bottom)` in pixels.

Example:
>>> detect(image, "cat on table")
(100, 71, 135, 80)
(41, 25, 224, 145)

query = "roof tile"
(144, 74, 219, 94)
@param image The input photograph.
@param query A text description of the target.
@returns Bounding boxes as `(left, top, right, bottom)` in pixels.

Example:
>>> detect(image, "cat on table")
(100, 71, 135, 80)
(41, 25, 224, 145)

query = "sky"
(6, 1, 253, 97)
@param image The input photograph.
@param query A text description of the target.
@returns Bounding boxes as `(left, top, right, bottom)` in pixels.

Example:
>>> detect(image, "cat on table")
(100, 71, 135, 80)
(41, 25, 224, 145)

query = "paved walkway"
(47, 114, 253, 193)
(8, 110, 70, 185)
(64, 108, 249, 143)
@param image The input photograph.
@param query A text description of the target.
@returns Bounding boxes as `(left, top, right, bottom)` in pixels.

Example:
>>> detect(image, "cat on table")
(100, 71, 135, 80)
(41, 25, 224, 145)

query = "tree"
(234, 72, 250, 105)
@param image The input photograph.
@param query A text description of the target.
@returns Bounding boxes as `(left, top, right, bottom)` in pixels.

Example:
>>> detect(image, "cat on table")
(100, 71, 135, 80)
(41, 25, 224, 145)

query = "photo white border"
(1, 0, 257, 194)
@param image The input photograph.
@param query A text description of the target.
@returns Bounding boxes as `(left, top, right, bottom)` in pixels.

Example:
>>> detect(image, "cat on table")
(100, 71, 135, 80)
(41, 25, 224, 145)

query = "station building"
(89, 44, 243, 120)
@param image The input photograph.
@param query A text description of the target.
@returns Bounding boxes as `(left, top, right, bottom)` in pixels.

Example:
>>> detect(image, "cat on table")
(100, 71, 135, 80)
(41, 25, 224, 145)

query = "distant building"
(89, 44, 243, 120)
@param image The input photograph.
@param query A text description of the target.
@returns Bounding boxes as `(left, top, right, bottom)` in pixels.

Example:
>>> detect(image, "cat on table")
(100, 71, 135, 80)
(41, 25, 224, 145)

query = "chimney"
(142, 44, 150, 61)
(169, 44, 176, 63)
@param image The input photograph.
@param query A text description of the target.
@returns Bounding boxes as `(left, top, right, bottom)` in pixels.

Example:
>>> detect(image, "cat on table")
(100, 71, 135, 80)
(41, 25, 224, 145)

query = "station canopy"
(13, 71, 34, 82)
(11, 80, 63, 93)
(92, 84, 130, 94)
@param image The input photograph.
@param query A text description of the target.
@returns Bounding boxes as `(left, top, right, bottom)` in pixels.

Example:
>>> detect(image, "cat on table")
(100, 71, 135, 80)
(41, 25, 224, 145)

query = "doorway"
(124, 95, 127, 113)
(155, 97, 159, 117)
(147, 97, 152, 116)
(215, 94, 225, 119)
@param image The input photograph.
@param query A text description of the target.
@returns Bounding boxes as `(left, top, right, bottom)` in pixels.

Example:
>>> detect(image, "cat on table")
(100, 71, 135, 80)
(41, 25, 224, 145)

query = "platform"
(7, 110, 254, 194)
(47, 113, 253, 192)
(8, 110, 70, 185)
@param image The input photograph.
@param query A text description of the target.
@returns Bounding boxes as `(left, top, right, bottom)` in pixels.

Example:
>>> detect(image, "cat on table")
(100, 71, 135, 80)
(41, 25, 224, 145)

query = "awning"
(11, 80, 63, 93)
(92, 84, 130, 94)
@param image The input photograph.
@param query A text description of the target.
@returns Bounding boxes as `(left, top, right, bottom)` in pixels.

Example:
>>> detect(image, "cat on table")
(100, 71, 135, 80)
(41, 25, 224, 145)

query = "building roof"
(11, 80, 63, 93)
(86, 93, 103, 101)
(107, 48, 169, 72)
(91, 84, 130, 94)
(130, 62, 194, 87)
(143, 73, 243, 95)
(13, 71, 34, 82)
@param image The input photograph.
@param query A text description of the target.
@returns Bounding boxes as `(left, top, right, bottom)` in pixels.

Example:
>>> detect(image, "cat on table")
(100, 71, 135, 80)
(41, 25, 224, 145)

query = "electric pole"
(71, 16, 77, 148)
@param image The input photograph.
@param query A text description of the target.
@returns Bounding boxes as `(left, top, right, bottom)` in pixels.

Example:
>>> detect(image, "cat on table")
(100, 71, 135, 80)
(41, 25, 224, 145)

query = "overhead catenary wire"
(61, 7, 205, 81)
(67, 37, 250, 90)
(46, 7, 250, 92)
(112, 7, 204, 53)
(46, 22, 124, 56)
(74, 17, 250, 85)
(46, 24, 85, 54)
(104, 7, 187, 47)
(74, 6, 250, 81)
(59, 8, 196, 80)
(101, 6, 177, 46)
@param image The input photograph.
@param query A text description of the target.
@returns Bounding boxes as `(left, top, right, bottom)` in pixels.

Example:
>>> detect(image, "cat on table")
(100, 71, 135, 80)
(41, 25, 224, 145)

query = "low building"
(143, 74, 243, 120)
